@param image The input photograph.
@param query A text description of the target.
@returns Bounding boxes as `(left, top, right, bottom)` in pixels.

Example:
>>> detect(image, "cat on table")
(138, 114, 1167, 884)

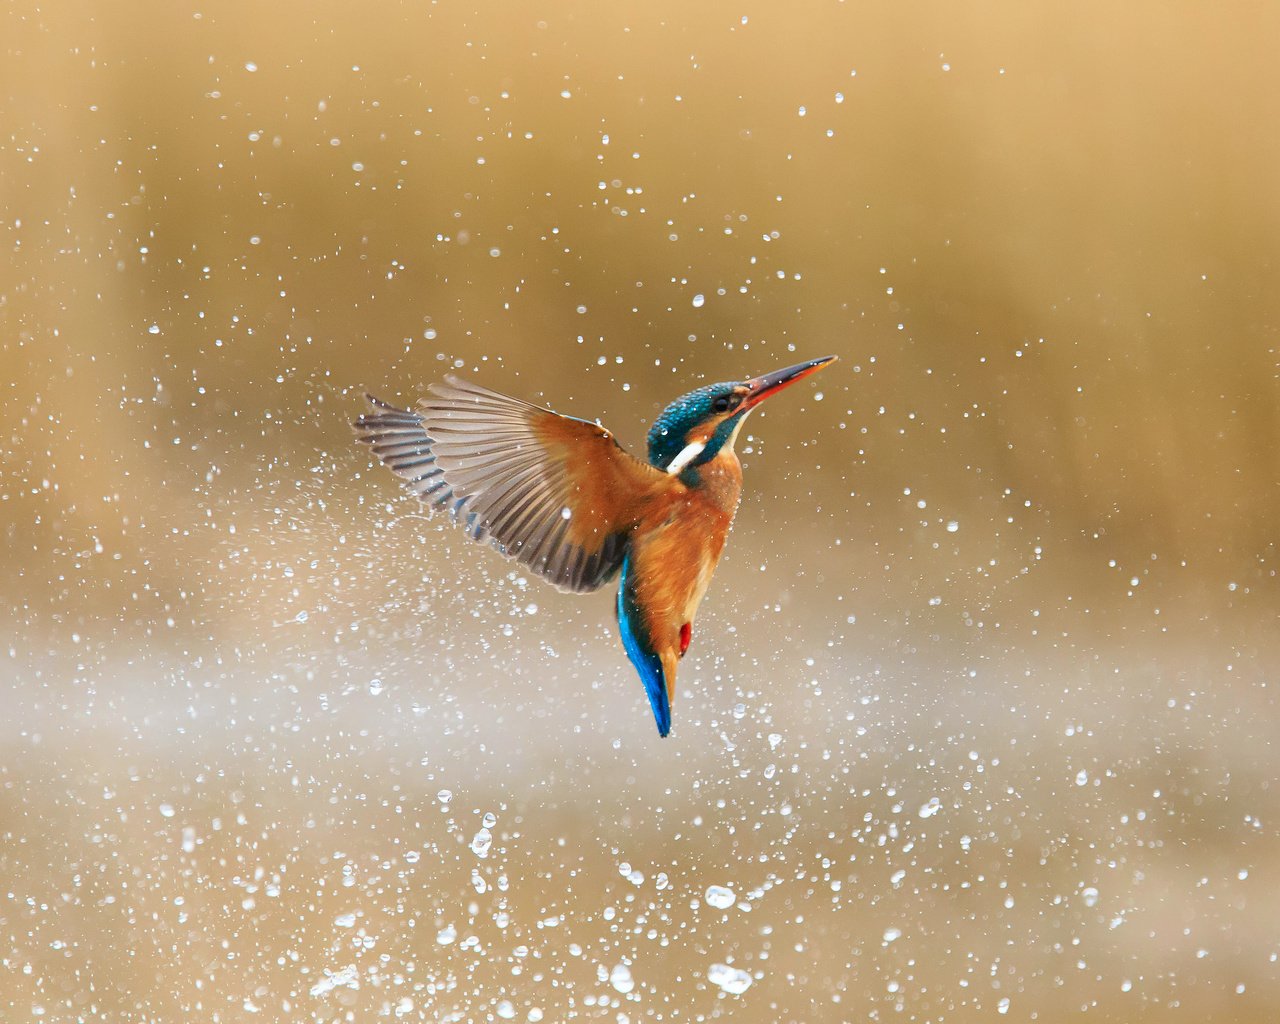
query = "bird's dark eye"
(713, 396, 731, 412)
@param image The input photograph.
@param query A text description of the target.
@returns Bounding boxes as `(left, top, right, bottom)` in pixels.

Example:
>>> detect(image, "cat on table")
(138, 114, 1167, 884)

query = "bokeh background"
(4, 1, 1279, 1021)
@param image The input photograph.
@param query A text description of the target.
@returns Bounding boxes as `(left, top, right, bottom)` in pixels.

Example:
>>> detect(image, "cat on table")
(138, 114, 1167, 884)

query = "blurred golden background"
(3, 1, 1278, 1021)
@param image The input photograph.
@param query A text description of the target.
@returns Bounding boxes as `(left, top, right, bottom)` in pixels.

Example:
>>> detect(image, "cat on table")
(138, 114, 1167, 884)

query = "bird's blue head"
(646, 356, 838, 477)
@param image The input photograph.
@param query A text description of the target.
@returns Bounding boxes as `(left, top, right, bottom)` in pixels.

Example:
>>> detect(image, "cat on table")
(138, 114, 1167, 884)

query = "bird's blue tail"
(616, 554, 671, 737)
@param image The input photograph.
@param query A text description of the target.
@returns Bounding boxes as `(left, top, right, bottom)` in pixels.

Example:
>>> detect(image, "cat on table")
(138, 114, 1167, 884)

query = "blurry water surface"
(3, 1, 1278, 1021)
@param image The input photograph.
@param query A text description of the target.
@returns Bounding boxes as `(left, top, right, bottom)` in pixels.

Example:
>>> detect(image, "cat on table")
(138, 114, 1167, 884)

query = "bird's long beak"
(740, 355, 838, 411)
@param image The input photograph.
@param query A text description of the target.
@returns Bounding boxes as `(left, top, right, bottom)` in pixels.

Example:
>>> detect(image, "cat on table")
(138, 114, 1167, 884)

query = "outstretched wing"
(353, 376, 669, 593)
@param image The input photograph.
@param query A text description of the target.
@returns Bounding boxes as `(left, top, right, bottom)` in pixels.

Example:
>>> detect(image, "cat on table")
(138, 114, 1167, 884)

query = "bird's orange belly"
(631, 469, 741, 655)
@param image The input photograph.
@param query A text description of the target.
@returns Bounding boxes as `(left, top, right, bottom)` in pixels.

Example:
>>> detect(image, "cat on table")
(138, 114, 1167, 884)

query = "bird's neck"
(664, 412, 750, 481)
(677, 448, 743, 511)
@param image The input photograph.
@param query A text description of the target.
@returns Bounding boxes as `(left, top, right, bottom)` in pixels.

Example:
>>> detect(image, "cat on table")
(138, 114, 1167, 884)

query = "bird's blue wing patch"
(616, 554, 671, 737)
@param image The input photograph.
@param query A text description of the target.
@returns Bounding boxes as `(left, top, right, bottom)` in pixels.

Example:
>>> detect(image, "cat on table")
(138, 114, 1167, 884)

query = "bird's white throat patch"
(665, 411, 753, 475)
(665, 440, 706, 475)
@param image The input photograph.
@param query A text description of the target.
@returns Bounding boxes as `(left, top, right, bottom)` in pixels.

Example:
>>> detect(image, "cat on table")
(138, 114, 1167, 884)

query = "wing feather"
(353, 377, 672, 593)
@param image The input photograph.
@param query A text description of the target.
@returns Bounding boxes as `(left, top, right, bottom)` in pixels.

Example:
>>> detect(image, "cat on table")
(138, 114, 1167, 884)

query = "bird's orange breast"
(627, 450, 744, 684)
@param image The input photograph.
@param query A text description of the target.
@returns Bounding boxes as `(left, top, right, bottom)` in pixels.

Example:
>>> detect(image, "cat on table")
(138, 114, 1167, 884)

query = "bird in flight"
(353, 355, 837, 737)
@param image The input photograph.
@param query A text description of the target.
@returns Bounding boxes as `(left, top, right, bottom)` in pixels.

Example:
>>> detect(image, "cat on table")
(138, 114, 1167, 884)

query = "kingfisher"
(353, 354, 837, 737)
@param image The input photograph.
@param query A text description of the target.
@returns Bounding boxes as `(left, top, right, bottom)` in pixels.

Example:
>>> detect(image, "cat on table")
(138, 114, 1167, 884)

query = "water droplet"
(309, 964, 359, 997)
(692, 293, 705, 308)
(1082, 886, 1099, 908)
(883, 926, 902, 943)
(470, 828, 492, 858)
(435, 924, 457, 945)
(707, 963, 753, 994)
(609, 963, 635, 994)
(368, 678, 384, 696)
(159, 803, 175, 818)
(705, 885, 736, 910)
(335, 912, 356, 928)
(997, 997, 1010, 1014)
(436, 789, 453, 805)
